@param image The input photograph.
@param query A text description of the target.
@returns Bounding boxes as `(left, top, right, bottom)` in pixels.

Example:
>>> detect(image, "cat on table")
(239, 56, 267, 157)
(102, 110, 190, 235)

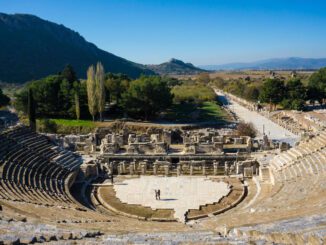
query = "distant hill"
(0, 13, 154, 83)
(146, 58, 206, 75)
(201, 57, 326, 71)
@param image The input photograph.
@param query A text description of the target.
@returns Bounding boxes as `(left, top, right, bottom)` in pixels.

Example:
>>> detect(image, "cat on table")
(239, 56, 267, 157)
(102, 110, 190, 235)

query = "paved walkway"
(114, 176, 230, 222)
(216, 90, 299, 146)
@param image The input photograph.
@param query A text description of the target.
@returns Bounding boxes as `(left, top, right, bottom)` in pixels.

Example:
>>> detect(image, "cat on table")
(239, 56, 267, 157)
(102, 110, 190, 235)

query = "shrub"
(38, 119, 57, 133)
(236, 122, 257, 138)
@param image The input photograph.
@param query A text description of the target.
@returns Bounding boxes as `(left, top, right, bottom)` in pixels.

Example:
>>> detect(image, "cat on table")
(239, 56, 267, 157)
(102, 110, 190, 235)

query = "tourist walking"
(110, 173, 114, 184)
(157, 189, 161, 200)
(154, 189, 158, 200)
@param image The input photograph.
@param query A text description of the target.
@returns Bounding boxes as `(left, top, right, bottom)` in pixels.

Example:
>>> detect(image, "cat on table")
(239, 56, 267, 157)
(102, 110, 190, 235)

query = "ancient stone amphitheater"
(0, 125, 325, 244)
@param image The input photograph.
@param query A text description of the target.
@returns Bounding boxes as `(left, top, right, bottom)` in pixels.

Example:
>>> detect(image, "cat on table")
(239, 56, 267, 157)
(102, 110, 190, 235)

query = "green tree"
(14, 75, 77, 118)
(28, 88, 36, 131)
(307, 86, 323, 105)
(14, 89, 28, 113)
(307, 67, 326, 104)
(0, 89, 10, 107)
(243, 86, 260, 101)
(279, 79, 307, 110)
(259, 78, 285, 111)
(14, 68, 89, 119)
(286, 78, 306, 101)
(105, 73, 130, 105)
(61, 64, 77, 83)
(78, 81, 91, 119)
(95, 62, 106, 121)
(30, 75, 62, 116)
(291, 99, 305, 111)
(122, 76, 173, 120)
(38, 119, 57, 133)
(86, 65, 97, 121)
(59, 78, 74, 117)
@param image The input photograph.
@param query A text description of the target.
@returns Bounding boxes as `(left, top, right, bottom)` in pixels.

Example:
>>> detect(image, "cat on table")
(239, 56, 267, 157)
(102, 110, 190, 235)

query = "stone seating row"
(231, 211, 326, 244)
(232, 228, 324, 245)
(0, 126, 82, 206)
(0, 216, 103, 244)
(272, 151, 326, 183)
(270, 131, 326, 171)
(251, 132, 326, 224)
(2, 126, 81, 171)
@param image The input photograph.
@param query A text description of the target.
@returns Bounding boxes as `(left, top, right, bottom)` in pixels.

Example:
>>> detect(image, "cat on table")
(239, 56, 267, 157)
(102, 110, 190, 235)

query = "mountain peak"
(168, 58, 194, 67)
(169, 58, 184, 64)
(146, 58, 205, 75)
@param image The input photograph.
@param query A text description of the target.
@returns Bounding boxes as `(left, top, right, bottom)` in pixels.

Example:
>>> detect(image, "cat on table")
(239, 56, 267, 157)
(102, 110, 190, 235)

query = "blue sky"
(1, 0, 326, 65)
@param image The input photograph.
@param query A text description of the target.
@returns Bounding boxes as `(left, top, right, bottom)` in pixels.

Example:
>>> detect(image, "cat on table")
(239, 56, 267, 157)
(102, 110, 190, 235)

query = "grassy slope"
(164, 101, 229, 123)
(50, 101, 229, 131)
(51, 119, 95, 127)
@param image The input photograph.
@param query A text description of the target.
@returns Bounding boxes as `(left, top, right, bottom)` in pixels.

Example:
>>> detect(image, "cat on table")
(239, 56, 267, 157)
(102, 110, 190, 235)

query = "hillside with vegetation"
(146, 58, 206, 75)
(0, 13, 154, 83)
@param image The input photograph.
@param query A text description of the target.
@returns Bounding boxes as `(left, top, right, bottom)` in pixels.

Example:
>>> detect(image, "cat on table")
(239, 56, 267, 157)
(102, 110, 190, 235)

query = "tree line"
(212, 68, 326, 111)
(14, 64, 173, 121)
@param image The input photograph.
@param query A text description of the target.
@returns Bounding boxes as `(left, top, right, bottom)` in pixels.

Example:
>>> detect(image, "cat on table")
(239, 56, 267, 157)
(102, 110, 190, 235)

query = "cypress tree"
(28, 88, 36, 131)
(86, 65, 97, 121)
(95, 62, 106, 121)
(75, 91, 80, 120)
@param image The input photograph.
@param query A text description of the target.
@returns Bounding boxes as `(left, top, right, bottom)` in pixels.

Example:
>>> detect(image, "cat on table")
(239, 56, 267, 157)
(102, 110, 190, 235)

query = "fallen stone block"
(19, 235, 37, 244)
(0, 234, 20, 245)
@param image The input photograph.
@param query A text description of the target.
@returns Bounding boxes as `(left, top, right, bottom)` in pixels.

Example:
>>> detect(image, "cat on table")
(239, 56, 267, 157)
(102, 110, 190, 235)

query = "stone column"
(177, 164, 182, 176)
(91, 143, 96, 153)
(213, 161, 218, 175)
(190, 163, 193, 175)
(224, 161, 229, 175)
(252, 162, 257, 175)
(140, 162, 147, 175)
(109, 161, 114, 175)
(122, 161, 126, 173)
(153, 162, 158, 176)
(236, 162, 243, 175)
(164, 164, 170, 176)
(129, 163, 134, 175)
(202, 162, 206, 175)
(118, 163, 123, 175)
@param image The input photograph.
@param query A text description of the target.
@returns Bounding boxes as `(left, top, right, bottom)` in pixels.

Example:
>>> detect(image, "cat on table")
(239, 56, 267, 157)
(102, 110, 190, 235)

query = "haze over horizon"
(1, 0, 326, 65)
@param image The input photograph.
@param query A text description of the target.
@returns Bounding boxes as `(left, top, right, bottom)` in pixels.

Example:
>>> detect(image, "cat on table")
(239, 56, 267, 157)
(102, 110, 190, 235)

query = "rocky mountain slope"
(0, 13, 154, 83)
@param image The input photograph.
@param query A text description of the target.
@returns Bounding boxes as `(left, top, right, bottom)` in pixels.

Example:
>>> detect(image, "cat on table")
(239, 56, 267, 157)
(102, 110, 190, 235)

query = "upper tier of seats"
(0, 125, 83, 206)
(269, 131, 326, 183)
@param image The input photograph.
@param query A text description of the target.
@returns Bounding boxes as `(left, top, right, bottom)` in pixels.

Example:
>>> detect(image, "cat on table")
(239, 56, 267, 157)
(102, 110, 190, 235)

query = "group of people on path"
(154, 189, 161, 200)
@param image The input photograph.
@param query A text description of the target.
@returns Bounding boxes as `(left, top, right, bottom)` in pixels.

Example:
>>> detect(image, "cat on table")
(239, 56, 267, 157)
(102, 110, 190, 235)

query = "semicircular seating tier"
(222, 130, 326, 243)
(269, 131, 326, 183)
(0, 125, 83, 206)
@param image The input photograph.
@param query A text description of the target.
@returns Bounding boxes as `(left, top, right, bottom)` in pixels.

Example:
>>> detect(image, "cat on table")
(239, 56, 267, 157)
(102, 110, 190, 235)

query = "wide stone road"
(216, 90, 299, 146)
